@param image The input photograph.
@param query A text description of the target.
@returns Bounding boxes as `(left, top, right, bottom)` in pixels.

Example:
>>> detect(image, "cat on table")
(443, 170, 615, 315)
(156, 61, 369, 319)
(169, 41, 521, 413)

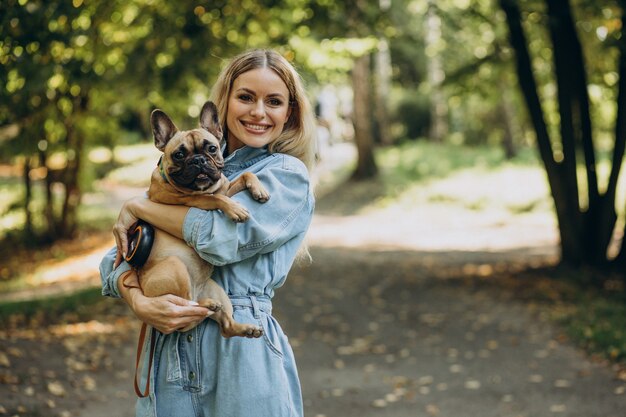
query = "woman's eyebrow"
(236, 88, 256, 95)
(236, 87, 287, 99)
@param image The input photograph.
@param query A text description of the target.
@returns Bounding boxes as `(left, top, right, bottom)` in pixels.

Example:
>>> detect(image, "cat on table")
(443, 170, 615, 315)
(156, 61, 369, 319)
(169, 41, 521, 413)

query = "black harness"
(124, 220, 155, 268)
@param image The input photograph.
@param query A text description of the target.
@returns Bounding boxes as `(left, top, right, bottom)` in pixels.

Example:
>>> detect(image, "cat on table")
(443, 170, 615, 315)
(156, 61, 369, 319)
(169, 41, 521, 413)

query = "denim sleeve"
(183, 155, 314, 266)
(99, 246, 132, 298)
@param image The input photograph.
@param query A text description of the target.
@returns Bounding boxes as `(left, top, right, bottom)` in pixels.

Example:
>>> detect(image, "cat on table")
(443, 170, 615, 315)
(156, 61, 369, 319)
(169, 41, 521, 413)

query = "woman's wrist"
(118, 271, 143, 305)
(127, 196, 145, 220)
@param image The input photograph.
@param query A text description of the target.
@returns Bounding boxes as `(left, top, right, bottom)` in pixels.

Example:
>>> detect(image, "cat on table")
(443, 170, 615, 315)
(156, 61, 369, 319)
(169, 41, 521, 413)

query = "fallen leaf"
(0, 352, 10, 367)
(82, 375, 97, 391)
(47, 381, 66, 397)
(465, 380, 481, 390)
(426, 404, 440, 416)
(372, 399, 387, 408)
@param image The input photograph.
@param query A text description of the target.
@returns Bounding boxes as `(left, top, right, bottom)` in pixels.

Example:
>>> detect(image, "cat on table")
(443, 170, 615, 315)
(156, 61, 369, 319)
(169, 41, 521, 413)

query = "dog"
(134, 100, 267, 338)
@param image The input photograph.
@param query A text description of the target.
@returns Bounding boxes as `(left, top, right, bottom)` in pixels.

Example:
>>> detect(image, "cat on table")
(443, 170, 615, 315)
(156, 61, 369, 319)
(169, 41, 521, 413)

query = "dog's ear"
(151, 109, 178, 151)
(199, 101, 223, 140)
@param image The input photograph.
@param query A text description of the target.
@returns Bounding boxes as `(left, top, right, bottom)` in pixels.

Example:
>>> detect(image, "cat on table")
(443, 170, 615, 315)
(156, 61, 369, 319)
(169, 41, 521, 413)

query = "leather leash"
(134, 322, 156, 398)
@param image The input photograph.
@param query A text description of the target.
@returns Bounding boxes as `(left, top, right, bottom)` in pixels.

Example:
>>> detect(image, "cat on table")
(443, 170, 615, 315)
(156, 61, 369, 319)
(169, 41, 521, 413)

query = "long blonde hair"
(211, 49, 317, 170)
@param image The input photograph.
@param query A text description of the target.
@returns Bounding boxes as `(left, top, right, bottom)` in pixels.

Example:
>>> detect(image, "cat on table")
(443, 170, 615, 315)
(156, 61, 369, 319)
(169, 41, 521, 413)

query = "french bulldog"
(136, 100, 267, 338)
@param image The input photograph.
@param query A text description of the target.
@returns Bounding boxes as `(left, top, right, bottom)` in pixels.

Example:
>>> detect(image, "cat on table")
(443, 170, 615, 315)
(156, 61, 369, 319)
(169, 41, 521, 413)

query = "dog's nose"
(190, 155, 206, 166)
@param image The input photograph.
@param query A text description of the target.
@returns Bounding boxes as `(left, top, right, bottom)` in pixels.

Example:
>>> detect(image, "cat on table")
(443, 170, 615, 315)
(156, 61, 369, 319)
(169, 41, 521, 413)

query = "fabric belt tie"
(229, 294, 272, 318)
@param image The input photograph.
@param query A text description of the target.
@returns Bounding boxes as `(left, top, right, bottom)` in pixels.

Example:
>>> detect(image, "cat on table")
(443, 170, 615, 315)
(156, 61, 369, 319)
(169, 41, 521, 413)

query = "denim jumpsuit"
(99, 146, 314, 417)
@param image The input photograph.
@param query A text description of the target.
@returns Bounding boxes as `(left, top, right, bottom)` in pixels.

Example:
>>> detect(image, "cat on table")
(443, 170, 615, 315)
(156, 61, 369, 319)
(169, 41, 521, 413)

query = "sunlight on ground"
(309, 143, 559, 257)
(33, 251, 109, 286)
(0, 240, 114, 302)
(49, 320, 118, 336)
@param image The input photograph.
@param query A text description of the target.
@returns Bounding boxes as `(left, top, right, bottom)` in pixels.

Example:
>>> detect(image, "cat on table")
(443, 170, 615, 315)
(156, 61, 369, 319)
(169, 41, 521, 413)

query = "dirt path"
(4, 245, 623, 417)
(1, 143, 625, 416)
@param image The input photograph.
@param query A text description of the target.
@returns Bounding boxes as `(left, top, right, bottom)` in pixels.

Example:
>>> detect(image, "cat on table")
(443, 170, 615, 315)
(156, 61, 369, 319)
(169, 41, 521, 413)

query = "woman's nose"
(250, 101, 265, 118)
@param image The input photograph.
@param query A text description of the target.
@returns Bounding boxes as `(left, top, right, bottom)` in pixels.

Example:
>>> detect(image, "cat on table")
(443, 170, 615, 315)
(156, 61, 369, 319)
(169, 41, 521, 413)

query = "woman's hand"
(127, 288, 214, 334)
(113, 196, 144, 264)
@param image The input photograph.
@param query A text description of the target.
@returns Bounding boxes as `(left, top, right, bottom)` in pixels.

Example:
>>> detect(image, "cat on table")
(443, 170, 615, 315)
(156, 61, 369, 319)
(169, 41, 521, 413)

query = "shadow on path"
(281, 246, 625, 417)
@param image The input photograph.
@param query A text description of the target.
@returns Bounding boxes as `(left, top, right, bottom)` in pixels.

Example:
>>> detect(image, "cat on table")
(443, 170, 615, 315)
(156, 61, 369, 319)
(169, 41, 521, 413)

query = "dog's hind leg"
(140, 256, 192, 299)
(213, 311, 263, 338)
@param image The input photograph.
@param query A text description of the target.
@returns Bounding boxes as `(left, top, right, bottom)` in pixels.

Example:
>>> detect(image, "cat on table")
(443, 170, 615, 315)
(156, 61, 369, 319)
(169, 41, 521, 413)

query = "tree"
(0, 0, 306, 243)
(499, 0, 626, 271)
(298, 0, 387, 179)
(351, 53, 378, 179)
(425, 0, 449, 142)
(0, 0, 115, 240)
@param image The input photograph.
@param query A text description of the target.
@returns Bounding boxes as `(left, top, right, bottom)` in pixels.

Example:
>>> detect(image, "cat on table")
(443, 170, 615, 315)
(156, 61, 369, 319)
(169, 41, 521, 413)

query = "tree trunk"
(425, 0, 448, 142)
(351, 53, 378, 180)
(499, 76, 519, 159)
(23, 156, 33, 238)
(545, 0, 614, 267)
(500, 0, 589, 265)
(611, 4, 626, 266)
(39, 148, 57, 240)
(60, 134, 82, 238)
(374, 38, 393, 146)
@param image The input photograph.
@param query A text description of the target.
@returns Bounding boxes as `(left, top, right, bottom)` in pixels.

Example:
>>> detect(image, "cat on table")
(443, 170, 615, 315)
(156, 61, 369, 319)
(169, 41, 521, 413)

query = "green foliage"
(378, 140, 538, 184)
(549, 274, 626, 363)
(392, 89, 431, 140)
(564, 297, 626, 362)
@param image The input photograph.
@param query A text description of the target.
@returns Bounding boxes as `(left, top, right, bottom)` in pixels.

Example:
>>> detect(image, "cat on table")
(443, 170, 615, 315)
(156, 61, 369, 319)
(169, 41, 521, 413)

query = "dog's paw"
(244, 326, 263, 338)
(225, 202, 250, 222)
(248, 183, 270, 203)
(198, 298, 222, 312)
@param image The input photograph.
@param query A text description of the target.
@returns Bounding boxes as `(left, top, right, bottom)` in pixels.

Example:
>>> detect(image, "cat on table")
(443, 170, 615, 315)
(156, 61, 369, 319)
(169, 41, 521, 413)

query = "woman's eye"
(174, 151, 184, 159)
(238, 94, 253, 102)
(268, 98, 283, 107)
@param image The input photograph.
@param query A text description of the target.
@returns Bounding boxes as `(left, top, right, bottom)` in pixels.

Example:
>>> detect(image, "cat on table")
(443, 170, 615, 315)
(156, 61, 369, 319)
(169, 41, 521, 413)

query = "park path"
(1, 142, 625, 416)
(77, 246, 626, 417)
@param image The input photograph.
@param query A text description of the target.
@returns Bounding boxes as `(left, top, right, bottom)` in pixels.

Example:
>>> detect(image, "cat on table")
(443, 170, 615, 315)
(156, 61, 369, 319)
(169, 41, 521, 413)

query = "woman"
(99, 49, 316, 417)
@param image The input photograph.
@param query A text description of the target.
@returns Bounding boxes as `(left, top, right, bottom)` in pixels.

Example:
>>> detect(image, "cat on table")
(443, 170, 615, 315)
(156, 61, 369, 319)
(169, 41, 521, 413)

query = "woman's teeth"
(243, 122, 269, 131)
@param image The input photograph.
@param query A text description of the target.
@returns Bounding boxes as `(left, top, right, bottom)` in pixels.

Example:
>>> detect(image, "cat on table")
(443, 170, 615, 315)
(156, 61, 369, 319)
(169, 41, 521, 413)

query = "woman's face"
(226, 67, 291, 153)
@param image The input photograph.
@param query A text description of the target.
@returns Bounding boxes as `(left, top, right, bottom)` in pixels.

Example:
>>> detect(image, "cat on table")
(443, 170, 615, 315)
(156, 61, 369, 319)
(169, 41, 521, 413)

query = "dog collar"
(157, 156, 170, 185)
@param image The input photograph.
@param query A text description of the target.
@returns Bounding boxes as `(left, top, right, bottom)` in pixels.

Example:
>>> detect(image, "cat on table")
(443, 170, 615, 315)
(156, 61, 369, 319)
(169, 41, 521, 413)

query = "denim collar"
(223, 145, 271, 172)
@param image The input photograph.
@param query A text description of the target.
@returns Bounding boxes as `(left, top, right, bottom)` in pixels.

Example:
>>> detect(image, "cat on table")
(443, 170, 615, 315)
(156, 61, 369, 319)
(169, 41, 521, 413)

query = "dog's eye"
(208, 145, 218, 153)
(174, 151, 184, 160)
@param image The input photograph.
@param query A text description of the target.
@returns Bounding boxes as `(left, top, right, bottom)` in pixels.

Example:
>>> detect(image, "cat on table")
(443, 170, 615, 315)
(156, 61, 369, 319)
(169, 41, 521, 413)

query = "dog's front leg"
(227, 172, 270, 202)
(181, 194, 250, 222)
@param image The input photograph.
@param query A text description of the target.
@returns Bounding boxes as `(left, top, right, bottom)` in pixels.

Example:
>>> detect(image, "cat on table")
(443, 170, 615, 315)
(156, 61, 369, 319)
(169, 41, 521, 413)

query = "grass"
(369, 141, 552, 216)
(565, 298, 626, 362)
(554, 277, 626, 363)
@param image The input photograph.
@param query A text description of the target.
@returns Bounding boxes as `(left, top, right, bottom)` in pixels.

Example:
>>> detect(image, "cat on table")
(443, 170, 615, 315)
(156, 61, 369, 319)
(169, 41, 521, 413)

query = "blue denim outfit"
(99, 146, 314, 417)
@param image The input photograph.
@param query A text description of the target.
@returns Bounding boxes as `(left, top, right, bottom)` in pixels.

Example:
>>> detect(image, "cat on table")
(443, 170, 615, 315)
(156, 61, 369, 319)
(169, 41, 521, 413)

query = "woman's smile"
(241, 121, 272, 132)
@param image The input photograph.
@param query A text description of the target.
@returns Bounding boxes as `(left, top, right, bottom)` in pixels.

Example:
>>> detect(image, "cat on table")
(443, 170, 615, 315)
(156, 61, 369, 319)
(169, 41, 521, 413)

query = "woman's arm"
(112, 196, 190, 259)
(184, 155, 314, 266)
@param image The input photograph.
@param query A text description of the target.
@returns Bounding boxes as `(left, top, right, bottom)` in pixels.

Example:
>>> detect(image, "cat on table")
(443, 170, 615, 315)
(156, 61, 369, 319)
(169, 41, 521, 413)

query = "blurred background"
(2, 0, 626, 416)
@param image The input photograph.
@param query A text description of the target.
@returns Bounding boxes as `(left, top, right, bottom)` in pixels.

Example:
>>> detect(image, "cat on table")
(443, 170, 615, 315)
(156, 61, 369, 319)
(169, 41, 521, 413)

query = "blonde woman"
(100, 49, 316, 417)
